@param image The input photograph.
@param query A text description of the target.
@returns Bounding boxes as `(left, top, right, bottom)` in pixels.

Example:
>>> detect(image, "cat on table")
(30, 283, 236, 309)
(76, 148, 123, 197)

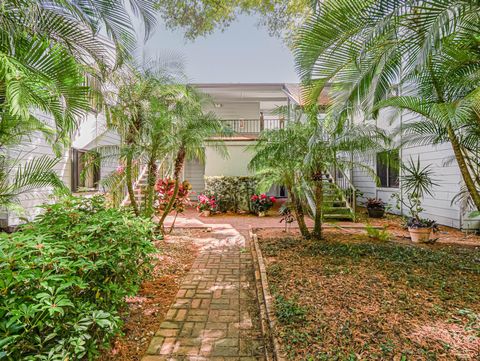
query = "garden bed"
(256, 228, 480, 360)
(99, 231, 198, 361)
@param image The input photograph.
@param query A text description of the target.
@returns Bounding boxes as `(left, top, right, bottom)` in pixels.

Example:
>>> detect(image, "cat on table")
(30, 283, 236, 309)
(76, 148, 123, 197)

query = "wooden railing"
(329, 165, 357, 221)
(220, 118, 284, 134)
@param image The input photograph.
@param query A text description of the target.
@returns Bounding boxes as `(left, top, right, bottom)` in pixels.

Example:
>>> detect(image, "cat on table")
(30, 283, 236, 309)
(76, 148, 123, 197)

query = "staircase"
(121, 158, 171, 208)
(122, 168, 149, 207)
(321, 170, 356, 221)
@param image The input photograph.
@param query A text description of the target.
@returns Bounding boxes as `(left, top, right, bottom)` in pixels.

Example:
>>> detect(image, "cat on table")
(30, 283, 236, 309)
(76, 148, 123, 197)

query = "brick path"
(142, 223, 265, 361)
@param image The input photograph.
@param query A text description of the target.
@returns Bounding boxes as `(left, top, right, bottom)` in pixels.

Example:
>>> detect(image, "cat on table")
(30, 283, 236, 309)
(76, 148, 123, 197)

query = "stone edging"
(249, 228, 286, 361)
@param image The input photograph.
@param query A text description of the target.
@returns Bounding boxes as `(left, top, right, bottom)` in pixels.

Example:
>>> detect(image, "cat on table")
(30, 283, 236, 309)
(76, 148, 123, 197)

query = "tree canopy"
(155, 0, 312, 40)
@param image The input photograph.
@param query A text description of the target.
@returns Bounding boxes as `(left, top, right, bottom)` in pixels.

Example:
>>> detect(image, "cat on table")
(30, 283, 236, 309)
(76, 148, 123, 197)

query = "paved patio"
(142, 220, 265, 361)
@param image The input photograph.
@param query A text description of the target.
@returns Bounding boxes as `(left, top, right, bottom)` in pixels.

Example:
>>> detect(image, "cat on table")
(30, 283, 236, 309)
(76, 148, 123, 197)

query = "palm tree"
(1, 0, 157, 137)
(0, 0, 157, 210)
(249, 122, 312, 238)
(156, 86, 227, 231)
(103, 60, 186, 216)
(306, 109, 389, 238)
(294, 0, 480, 211)
(250, 108, 388, 240)
(0, 155, 69, 210)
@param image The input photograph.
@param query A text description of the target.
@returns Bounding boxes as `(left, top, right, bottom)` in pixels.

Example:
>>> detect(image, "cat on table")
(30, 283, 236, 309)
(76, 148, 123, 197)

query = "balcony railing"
(220, 119, 284, 135)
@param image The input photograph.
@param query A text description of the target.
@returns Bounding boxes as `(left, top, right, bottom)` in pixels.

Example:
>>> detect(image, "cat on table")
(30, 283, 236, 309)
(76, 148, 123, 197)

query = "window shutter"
(71, 148, 79, 192)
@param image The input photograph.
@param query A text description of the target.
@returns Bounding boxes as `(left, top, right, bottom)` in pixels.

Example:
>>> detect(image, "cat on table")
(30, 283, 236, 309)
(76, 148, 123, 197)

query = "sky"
(137, 15, 298, 83)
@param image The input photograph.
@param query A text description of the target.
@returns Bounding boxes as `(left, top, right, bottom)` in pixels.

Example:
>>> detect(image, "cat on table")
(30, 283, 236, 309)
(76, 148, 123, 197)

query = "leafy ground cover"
(98, 232, 198, 361)
(0, 196, 156, 360)
(257, 229, 480, 360)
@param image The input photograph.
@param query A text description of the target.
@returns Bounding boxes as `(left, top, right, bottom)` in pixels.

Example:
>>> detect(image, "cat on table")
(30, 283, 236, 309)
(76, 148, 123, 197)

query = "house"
(1, 112, 120, 228)
(2, 83, 476, 231)
(351, 107, 476, 230)
(184, 83, 305, 199)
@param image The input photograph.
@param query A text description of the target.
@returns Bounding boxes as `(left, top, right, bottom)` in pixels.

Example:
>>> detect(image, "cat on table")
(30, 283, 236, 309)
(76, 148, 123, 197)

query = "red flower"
(260, 194, 267, 199)
(270, 196, 276, 202)
(251, 195, 259, 201)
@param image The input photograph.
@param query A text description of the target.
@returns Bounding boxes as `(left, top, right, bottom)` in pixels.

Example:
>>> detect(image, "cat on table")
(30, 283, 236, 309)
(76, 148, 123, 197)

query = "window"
(376, 150, 399, 188)
(71, 148, 100, 192)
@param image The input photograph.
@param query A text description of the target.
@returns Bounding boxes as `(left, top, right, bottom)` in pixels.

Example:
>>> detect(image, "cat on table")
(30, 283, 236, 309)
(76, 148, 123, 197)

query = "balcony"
(219, 118, 284, 137)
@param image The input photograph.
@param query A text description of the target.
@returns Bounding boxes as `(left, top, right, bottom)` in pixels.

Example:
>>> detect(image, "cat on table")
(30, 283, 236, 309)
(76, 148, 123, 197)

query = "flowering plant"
(366, 198, 385, 210)
(155, 178, 192, 213)
(197, 193, 218, 213)
(250, 193, 276, 214)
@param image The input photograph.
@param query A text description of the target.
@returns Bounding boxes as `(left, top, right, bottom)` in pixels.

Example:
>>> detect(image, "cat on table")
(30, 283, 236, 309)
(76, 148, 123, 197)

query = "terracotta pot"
(367, 207, 385, 218)
(258, 211, 266, 217)
(200, 210, 211, 217)
(408, 227, 432, 243)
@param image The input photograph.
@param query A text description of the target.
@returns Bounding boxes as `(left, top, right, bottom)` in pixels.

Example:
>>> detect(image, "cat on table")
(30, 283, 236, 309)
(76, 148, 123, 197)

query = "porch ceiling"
(192, 83, 290, 103)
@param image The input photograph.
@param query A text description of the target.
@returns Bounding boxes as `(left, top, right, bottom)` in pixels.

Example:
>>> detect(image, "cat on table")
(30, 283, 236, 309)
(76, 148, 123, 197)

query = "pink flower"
(260, 194, 267, 199)
(251, 195, 259, 201)
(270, 196, 276, 202)
(116, 165, 125, 174)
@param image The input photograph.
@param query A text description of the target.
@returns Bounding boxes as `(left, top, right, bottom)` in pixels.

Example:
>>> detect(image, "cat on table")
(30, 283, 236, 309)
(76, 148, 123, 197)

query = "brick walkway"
(142, 223, 265, 361)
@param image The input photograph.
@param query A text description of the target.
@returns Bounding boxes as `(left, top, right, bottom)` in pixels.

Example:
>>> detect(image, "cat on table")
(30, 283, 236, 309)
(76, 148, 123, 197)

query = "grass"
(259, 233, 480, 360)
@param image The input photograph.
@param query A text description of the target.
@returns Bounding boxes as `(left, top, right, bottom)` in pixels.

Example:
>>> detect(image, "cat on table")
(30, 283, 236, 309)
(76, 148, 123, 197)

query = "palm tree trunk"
(288, 185, 310, 239)
(157, 146, 186, 232)
(447, 125, 480, 210)
(144, 152, 158, 217)
(312, 180, 323, 239)
(429, 65, 480, 210)
(125, 150, 139, 216)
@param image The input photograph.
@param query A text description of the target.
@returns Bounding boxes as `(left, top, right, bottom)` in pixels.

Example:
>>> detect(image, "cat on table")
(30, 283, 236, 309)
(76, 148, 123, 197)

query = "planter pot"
(258, 211, 266, 217)
(367, 207, 385, 218)
(408, 227, 432, 243)
(200, 210, 211, 217)
(462, 214, 480, 232)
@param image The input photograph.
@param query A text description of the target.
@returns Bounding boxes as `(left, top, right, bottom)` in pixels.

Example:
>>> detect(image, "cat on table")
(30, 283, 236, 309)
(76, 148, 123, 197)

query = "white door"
(184, 159, 205, 200)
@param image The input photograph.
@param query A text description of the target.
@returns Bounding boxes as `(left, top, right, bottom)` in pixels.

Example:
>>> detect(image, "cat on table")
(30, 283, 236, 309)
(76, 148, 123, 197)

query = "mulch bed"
(256, 227, 480, 360)
(98, 231, 199, 361)
(355, 209, 480, 247)
(257, 209, 480, 248)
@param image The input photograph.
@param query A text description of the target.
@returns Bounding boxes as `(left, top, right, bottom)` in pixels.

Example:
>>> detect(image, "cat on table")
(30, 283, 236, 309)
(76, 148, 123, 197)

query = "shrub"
(366, 198, 385, 210)
(405, 217, 438, 231)
(155, 178, 192, 213)
(365, 225, 391, 242)
(275, 295, 307, 325)
(250, 193, 276, 214)
(0, 195, 156, 360)
(204, 176, 257, 212)
(197, 193, 218, 213)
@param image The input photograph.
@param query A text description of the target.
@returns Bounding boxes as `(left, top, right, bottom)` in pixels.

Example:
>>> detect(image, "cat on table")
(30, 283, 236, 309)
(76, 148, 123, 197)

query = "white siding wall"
(204, 102, 260, 119)
(352, 110, 464, 228)
(5, 113, 72, 225)
(83, 130, 121, 191)
(204, 141, 255, 177)
(4, 114, 121, 226)
(184, 159, 206, 200)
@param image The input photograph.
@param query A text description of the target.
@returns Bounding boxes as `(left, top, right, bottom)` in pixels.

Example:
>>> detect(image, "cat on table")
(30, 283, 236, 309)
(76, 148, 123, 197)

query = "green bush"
(0, 195, 156, 360)
(204, 176, 257, 212)
(365, 225, 391, 242)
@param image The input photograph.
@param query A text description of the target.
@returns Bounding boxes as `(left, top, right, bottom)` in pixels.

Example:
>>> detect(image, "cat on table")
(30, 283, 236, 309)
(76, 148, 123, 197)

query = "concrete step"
(323, 213, 354, 220)
(323, 201, 346, 207)
(323, 207, 352, 215)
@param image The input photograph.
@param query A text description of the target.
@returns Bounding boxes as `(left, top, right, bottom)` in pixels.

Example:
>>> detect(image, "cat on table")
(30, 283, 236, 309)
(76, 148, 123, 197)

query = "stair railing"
(119, 154, 174, 207)
(119, 153, 148, 207)
(329, 165, 357, 221)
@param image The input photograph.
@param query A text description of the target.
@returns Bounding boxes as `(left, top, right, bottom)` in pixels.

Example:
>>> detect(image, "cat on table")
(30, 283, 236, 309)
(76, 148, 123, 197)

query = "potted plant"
(250, 193, 276, 216)
(392, 157, 439, 243)
(405, 217, 438, 242)
(366, 198, 385, 218)
(197, 193, 217, 217)
(279, 204, 294, 232)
